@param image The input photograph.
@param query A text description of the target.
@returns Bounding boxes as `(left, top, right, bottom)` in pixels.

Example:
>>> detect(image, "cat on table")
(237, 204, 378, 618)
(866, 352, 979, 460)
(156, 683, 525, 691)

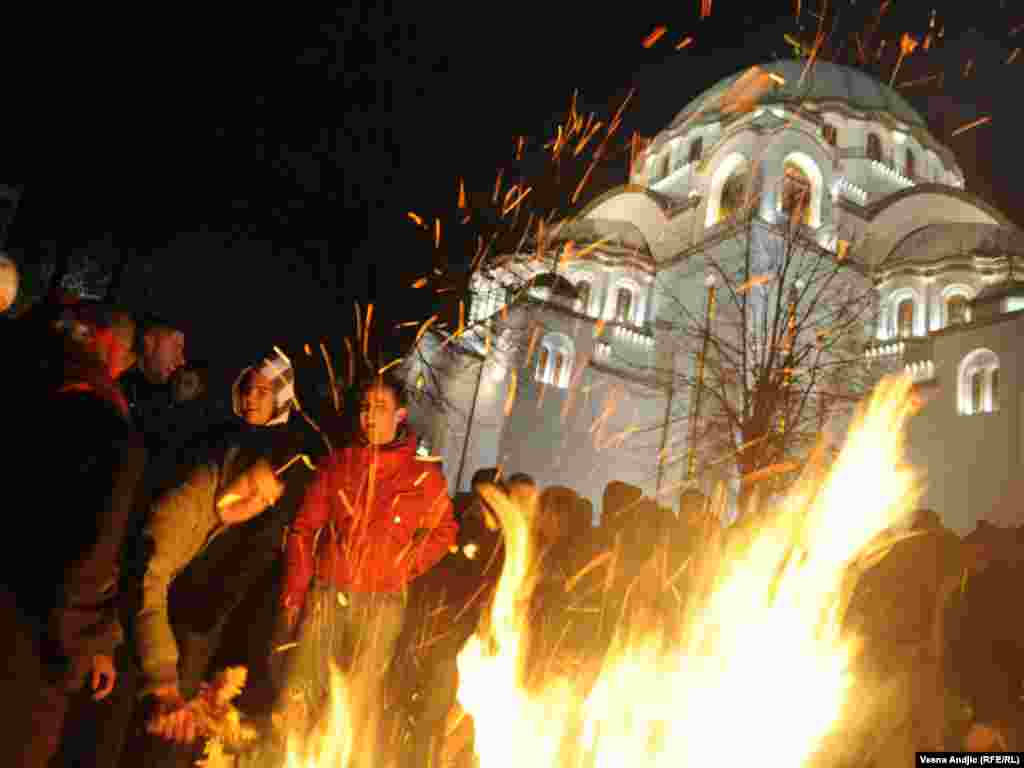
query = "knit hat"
(232, 348, 296, 426)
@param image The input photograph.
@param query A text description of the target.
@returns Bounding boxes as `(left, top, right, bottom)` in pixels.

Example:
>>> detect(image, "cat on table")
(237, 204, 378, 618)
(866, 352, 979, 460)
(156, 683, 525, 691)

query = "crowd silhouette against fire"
(1, 295, 1022, 768)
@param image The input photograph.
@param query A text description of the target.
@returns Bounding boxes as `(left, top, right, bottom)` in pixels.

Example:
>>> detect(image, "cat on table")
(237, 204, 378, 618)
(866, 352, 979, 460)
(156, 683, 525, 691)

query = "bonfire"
(271, 375, 925, 768)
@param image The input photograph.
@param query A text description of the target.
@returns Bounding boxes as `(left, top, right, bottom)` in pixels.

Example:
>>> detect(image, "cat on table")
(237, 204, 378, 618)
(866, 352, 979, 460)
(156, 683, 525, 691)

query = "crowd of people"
(1, 294, 1022, 768)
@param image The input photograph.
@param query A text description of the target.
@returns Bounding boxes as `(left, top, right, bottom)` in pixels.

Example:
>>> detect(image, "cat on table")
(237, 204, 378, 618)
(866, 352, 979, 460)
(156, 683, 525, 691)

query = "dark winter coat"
(9, 385, 146, 691)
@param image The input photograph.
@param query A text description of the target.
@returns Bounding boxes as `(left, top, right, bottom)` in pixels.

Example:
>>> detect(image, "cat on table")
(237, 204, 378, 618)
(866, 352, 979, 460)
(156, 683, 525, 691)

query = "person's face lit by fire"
(360, 384, 407, 446)
(240, 371, 274, 426)
(143, 328, 186, 384)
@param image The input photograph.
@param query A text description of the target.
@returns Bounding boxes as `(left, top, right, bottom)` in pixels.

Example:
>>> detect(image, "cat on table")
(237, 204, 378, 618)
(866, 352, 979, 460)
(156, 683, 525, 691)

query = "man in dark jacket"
(119, 313, 187, 454)
(0, 303, 146, 768)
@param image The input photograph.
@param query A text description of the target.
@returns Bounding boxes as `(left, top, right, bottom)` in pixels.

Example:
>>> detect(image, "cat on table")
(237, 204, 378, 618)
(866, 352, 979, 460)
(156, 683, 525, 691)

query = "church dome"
(669, 61, 927, 131)
(883, 223, 1024, 267)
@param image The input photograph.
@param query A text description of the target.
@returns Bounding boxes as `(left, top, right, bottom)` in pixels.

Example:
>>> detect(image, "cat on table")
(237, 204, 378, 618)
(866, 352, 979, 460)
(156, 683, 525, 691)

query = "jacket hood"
(231, 348, 296, 427)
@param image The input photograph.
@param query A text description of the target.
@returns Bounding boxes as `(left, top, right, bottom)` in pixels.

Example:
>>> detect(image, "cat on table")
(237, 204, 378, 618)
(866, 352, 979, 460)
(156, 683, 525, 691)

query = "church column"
(922, 279, 933, 335)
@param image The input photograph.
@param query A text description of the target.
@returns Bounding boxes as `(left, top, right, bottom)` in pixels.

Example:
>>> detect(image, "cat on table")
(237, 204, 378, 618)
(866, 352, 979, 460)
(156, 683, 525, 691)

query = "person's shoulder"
(412, 456, 449, 491)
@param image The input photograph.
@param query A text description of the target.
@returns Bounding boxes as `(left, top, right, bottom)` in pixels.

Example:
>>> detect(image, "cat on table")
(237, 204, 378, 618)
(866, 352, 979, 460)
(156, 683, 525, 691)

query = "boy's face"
(360, 385, 407, 445)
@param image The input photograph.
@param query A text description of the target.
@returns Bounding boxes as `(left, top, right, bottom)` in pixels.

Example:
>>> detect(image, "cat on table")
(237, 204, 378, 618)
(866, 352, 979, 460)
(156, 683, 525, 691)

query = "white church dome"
(668, 60, 928, 131)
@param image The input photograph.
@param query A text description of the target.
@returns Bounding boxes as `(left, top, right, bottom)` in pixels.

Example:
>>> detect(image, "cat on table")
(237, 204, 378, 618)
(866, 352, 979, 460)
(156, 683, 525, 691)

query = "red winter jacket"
(282, 430, 457, 606)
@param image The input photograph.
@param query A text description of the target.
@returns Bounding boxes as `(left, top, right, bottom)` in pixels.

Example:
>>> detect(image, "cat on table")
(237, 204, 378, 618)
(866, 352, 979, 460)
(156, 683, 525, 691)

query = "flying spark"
(950, 116, 991, 137)
(642, 26, 667, 48)
(504, 370, 518, 417)
(676, 36, 694, 50)
(378, 357, 403, 375)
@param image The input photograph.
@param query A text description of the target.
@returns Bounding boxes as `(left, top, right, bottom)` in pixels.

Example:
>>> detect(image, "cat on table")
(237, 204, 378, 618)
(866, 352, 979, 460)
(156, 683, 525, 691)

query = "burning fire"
(283, 663, 354, 768)
(279, 376, 921, 767)
(457, 374, 922, 767)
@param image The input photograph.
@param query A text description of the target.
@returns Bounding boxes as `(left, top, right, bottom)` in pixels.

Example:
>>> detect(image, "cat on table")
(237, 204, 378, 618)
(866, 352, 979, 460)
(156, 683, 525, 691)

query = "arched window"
(706, 153, 751, 228)
(897, 298, 915, 338)
(782, 162, 812, 226)
(688, 137, 703, 164)
(947, 294, 969, 326)
(958, 348, 1000, 415)
(576, 280, 591, 315)
(719, 168, 749, 223)
(552, 352, 565, 388)
(671, 141, 686, 171)
(658, 153, 670, 181)
(822, 123, 838, 147)
(970, 370, 984, 415)
(867, 133, 882, 162)
(615, 287, 633, 324)
(905, 148, 916, 178)
(536, 346, 549, 383)
(538, 334, 574, 388)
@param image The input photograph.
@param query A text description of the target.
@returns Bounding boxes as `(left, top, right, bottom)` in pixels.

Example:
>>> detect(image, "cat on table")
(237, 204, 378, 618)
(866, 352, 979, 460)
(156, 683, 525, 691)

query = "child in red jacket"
(279, 374, 457, 764)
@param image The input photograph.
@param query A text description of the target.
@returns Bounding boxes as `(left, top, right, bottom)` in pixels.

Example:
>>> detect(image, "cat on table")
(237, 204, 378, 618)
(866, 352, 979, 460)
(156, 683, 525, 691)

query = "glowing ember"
(642, 26, 667, 48)
(951, 115, 991, 137)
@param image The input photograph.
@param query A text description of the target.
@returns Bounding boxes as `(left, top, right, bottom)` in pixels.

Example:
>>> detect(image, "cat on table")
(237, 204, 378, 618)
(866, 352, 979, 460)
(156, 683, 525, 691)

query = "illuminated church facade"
(402, 60, 1023, 533)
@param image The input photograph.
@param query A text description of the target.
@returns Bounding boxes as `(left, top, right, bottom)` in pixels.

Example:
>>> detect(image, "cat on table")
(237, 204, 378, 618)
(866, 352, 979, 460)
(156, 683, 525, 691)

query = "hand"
(145, 685, 198, 745)
(251, 460, 285, 506)
(90, 654, 116, 701)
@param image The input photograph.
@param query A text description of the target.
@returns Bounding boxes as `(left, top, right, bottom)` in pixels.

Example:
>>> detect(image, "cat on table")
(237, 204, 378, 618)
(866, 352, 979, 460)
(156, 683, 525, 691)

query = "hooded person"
(121, 350, 320, 768)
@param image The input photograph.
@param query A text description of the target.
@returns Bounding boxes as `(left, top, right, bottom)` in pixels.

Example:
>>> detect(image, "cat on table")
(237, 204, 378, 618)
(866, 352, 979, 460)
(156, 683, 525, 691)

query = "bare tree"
(652, 187, 878, 514)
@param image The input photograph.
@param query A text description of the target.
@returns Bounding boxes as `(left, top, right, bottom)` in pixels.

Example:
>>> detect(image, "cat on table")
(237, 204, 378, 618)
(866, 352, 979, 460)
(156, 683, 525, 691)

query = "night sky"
(4, 1, 1020, 373)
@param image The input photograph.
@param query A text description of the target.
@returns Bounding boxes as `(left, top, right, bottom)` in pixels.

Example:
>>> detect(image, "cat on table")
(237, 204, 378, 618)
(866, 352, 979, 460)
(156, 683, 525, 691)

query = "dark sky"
(4, 1, 1019, 368)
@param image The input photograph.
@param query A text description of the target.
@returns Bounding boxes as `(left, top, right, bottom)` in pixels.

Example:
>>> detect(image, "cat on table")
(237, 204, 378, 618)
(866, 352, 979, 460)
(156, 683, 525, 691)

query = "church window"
(552, 352, 566, 389)
(822, 123, 838, 147)
(576, 280, 591, 315)
(904, 148, 916, 178)
(867, 133, 882, 162)
(688, 137, 703, 164)
(958, 348, 999, 415)
(970, 370, 984, 415)
(781, 162, 812, 226)
(615, 287, 634, 324)
(946, 294, 969, 326)
(897, 298, 915, 338)
(719, 169, 749, 223)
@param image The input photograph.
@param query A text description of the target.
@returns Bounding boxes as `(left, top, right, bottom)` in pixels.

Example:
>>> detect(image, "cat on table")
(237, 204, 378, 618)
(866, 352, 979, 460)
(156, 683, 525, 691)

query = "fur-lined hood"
(231, 349, 296, 427)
